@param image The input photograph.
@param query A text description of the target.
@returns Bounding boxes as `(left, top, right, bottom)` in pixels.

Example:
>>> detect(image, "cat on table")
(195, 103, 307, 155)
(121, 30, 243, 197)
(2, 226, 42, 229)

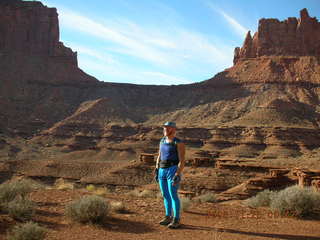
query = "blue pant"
(158, 165, 180, 220)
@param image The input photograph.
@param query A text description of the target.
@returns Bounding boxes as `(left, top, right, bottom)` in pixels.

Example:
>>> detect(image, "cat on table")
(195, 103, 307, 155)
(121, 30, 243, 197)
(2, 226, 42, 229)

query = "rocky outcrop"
(0, 0, 76, 64)
(234, 9, 320, 64)
(1, 1, 320, 181)
(0, 0, 99, 134)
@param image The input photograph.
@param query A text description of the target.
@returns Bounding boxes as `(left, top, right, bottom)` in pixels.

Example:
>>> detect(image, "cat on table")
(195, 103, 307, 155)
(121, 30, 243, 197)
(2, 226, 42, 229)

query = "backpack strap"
(160, 137, 181, 145)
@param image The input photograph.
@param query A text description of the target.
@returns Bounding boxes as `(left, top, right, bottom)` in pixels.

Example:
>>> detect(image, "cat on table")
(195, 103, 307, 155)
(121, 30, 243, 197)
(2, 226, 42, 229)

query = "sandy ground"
(1, 188, 320, 240)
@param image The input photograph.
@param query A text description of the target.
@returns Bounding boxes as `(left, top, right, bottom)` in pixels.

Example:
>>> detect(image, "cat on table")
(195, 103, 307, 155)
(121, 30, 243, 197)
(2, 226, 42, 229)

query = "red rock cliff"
(234, 9, 320, 64)
(0, 0, 77, 65)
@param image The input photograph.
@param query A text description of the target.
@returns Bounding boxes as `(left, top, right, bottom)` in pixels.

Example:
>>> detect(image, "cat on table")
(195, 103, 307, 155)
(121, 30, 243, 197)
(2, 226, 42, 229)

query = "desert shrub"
(193, 193, 216, 203)
(7, 199, 36, 221)
(126, 189, 156, 198)
(126, 189, 141, 197)
(139, 190, 156, 198)
(0, 180, 37, 205)
(7, 222, 46, 240)
(245, 189, 277, 208)
(65, 195, 109, 224)
(180, 197, 191, 212)
(110, 201, 126, 213)
(270, 185, 320, 217)
(15, 179, 44, 191)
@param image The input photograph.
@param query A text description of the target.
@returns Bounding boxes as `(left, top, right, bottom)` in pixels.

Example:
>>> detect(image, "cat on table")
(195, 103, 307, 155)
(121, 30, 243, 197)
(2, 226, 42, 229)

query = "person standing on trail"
(155, 121, 186, 229)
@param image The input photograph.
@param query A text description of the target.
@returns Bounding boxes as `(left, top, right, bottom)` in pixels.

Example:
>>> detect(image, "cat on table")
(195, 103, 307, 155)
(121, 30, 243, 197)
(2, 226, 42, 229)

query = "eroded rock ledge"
(234, 9, 320, 64)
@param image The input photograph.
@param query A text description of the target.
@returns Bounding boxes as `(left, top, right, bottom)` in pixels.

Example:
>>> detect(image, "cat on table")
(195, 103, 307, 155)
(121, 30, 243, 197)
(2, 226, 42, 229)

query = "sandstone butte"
(0, 0, 320, 188)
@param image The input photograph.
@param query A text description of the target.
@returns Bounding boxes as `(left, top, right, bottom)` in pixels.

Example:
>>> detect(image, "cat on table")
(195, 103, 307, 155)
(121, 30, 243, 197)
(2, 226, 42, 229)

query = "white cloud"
(206, 2, 248, 38)
(68, 43, 117, 64)
(58, 8, 171, 66)
(218, 10, 248, 38)
(57, 7, 233, 66)
(78, 57, 191, 85)
(42, 1, 235, 84)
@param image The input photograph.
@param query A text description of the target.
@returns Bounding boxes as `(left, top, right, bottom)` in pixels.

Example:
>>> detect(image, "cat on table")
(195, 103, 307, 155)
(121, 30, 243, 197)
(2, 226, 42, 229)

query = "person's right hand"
(154, 168, 159, 182)
(172, 175, 181, 186)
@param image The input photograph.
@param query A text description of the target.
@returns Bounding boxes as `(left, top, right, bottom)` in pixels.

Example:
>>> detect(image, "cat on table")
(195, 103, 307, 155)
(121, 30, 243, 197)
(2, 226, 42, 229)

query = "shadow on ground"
(182, 224, 320, 240)
(101, 217, 155, 234)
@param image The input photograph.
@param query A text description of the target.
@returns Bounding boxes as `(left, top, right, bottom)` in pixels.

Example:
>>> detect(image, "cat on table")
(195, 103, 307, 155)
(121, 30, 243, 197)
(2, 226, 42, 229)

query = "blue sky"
(39, 0, 320, 85)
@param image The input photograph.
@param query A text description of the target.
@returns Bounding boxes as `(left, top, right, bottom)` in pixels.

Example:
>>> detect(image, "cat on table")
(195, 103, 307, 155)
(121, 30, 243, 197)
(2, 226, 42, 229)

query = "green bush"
(270, 185, 320, 217)
(7, 199, 36, 221)
(65, 195, 109, 224)
(7, 222, 47, 240)
(245, 189, 277, 208)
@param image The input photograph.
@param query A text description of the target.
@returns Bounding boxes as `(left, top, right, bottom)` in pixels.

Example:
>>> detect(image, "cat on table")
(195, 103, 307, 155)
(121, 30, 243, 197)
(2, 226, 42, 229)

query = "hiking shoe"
(168, 218, 180, 229)
(159, 216, 172, 225)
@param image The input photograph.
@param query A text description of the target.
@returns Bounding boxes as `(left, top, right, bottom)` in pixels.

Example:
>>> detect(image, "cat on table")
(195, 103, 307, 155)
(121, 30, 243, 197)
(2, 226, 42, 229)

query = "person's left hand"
(172, 175, 181, 186)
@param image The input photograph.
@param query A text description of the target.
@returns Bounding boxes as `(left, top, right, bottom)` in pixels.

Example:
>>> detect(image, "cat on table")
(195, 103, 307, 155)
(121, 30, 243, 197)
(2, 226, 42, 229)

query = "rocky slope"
(1, 1, 320, 187)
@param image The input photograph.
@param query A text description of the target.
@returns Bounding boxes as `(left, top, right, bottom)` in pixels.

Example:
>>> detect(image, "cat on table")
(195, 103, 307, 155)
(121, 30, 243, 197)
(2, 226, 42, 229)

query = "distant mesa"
(234, 8, 320, 64)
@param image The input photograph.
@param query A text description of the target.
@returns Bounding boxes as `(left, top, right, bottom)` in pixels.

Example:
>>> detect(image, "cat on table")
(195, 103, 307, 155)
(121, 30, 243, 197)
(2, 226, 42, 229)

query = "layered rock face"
(234, 9, 320, 64)
(0, 0, 76, 64)
(1, 1, 320, 181)
(0, 0, 98, 134)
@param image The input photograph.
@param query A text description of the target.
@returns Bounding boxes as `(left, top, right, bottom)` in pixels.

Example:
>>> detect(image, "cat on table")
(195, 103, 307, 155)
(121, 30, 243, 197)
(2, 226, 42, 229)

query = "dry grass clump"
(65, 195, 109, 224)
(127, 189, 157, 198)
(0, 179, 40, 221)
(270, 185, 320, 217)
(139, 189, 156, 198)
(193, 193, 216, 203)
(7, 199, 36, 221)
(246, 185, 320, 218)
(126, 189, 141, 197)
(0, 179, 39, 205)
(110, 201, 126, 213)
(180, 197, 191, 212)
(245, 189, 276, 208)
(7, 222, 47, 240)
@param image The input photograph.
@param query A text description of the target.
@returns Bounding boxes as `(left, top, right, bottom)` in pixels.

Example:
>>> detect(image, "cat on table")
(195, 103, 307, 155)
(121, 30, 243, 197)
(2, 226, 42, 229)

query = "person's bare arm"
(175, 142, 185, 176)
(155, 149, 161, 169)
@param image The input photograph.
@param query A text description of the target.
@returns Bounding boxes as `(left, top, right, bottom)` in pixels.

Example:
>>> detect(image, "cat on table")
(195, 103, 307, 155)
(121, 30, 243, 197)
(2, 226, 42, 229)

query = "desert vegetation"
(65, 195, 109, 224)
(7, 222, 47, 240)
(0, 179, 43, 221)
(245, 185, 320, 218)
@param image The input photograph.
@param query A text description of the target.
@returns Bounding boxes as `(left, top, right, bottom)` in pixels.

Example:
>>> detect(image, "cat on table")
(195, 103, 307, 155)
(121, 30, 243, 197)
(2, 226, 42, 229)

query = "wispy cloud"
(68, 43, 118, 64)
(78, 57, 191, 85)
(206, 2, 248, 38)
(58, 8, 183, 66)
(218, 10, 248, 38)
(42, 0, 235, 85)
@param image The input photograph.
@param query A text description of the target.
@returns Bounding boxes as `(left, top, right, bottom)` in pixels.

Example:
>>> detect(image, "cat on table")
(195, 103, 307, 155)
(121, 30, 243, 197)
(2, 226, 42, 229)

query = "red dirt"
(1, 188, 320, 240)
